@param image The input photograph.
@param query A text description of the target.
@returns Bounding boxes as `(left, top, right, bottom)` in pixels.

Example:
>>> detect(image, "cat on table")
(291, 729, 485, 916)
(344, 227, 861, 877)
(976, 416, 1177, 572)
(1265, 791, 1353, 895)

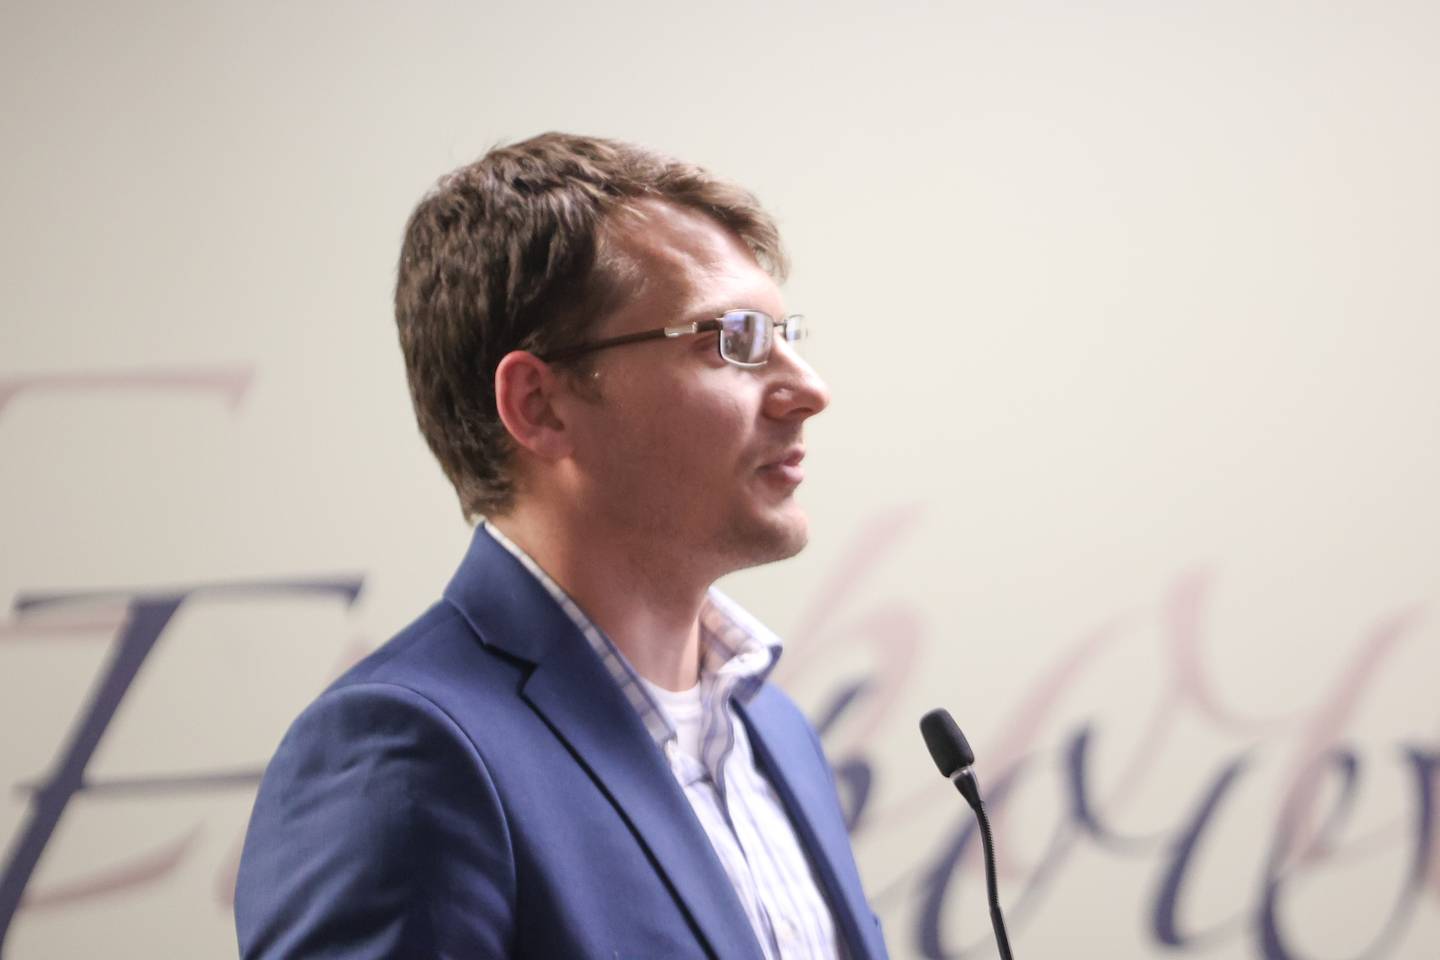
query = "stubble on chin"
(715, 506, 810, 576)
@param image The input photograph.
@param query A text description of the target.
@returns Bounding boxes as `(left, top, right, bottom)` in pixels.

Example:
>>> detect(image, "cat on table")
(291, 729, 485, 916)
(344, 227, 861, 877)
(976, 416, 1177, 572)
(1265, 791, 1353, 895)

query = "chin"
(721, 504, 810, 572)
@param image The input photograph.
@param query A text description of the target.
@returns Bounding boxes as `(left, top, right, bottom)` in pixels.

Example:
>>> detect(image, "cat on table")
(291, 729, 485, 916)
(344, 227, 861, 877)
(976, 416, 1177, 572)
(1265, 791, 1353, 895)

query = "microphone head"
(920, 708, 975, 777)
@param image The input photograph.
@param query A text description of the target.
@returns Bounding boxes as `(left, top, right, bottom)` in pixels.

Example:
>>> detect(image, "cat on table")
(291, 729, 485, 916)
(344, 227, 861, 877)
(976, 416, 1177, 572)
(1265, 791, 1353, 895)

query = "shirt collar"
(481, 521, 783, 741)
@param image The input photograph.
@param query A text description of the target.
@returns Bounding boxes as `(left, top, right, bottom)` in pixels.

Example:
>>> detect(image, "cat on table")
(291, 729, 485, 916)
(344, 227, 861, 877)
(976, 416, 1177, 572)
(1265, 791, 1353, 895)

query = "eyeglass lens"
(719, 311, 770, 365)
(719, 311, 804, 365)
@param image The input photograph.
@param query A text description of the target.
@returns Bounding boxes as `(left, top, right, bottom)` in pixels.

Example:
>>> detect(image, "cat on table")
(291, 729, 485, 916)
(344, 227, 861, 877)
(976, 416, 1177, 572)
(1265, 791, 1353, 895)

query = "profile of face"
(557, 199, 831, 581)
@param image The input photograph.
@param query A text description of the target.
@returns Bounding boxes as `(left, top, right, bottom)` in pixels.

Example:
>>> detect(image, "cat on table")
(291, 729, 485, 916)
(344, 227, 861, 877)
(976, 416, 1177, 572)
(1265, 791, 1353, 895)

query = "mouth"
(757, 447, 805, 488)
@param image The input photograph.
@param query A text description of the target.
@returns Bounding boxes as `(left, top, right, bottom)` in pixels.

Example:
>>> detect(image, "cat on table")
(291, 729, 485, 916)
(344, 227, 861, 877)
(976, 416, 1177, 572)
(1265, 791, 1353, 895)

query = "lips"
(758, 447, 805, 487)
(760, 446, 804, 468)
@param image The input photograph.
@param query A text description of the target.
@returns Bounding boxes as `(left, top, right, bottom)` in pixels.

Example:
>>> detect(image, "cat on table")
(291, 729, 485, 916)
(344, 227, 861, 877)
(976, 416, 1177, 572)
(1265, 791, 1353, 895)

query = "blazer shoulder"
(331, 600, 468, 687)
(325, 599, 526, 707)
(237, 680, 518, 958)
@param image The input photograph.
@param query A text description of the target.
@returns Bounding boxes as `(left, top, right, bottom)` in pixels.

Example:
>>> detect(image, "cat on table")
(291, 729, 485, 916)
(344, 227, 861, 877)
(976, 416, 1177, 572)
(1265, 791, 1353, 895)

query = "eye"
(693, 329, 722, 353)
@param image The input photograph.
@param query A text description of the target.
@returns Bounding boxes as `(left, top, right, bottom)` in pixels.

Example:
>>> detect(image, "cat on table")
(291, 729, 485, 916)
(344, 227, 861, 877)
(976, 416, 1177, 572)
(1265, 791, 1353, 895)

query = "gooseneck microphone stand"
(920, 708, 1015, 960)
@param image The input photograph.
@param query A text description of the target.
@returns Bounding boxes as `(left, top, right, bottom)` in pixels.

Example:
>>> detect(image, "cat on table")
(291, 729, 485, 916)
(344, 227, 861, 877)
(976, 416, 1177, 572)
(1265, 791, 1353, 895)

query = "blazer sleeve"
(234, 682, 516, 959)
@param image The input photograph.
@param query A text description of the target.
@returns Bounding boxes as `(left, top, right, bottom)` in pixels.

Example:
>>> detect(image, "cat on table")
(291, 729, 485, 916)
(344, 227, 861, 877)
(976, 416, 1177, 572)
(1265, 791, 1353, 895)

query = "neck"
(490, 506, 712, 692)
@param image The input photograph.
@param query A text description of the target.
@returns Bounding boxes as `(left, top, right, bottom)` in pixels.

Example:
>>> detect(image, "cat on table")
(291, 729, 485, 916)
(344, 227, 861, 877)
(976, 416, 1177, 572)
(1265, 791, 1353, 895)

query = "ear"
(494, 350, 573, 461)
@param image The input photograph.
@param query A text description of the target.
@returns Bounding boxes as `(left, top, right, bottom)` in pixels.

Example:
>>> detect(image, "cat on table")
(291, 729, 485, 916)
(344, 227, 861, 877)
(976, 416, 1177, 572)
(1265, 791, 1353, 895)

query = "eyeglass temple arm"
(536, 320, 722, 363)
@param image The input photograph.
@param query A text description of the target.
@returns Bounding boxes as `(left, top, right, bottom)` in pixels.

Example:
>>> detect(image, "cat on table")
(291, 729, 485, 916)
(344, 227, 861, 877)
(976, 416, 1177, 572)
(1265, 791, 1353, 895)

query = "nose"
(762, 337, 831, 422)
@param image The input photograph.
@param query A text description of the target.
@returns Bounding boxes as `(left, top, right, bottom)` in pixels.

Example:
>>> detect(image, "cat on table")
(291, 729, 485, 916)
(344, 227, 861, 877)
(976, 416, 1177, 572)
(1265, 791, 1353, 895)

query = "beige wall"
(2, 1, 1438, 956)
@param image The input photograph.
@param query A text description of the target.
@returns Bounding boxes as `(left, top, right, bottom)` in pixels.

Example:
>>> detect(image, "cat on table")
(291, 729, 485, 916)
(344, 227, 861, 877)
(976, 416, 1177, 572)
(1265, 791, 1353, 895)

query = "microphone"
(920, 708, 1015, 960)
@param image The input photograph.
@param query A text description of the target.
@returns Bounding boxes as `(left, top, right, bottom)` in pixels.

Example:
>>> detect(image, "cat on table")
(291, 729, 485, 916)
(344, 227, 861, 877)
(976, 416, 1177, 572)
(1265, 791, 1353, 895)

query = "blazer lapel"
(443, 527, 765, 960)
(739, 689, 881, 960)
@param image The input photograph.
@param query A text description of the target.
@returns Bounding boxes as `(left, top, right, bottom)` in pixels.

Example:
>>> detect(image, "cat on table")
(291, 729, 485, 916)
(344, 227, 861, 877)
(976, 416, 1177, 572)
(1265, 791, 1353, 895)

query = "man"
(235, 133, 888, 959)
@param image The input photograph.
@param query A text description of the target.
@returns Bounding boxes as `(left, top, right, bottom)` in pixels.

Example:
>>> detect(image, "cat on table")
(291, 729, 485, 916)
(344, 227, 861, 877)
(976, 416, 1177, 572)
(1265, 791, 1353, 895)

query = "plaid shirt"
(484, 522, 842, 960)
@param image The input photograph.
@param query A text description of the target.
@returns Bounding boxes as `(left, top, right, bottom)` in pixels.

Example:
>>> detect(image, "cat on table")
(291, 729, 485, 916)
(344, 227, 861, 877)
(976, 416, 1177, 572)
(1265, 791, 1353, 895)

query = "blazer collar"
(441, 523, 573, 667)
(442, 525, 767, 960)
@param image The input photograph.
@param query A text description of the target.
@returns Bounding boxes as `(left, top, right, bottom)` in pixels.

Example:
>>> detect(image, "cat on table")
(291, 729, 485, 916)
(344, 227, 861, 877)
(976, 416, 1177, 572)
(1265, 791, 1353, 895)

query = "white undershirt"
(639, 678, 704, 763)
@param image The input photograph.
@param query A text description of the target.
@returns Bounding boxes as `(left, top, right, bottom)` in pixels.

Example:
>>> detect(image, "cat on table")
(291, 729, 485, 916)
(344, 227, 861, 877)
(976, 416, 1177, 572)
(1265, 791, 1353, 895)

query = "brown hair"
(394, 132, 787, 521)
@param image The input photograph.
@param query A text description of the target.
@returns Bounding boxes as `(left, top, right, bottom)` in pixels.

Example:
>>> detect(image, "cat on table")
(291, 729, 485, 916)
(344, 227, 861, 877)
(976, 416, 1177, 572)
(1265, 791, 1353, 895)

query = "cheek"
(673, 389, 753, 461)
(591, 373, 760, 481)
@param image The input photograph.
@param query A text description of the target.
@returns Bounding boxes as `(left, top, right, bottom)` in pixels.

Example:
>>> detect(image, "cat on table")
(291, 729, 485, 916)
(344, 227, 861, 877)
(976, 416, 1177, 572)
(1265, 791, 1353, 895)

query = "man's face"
(558, 199, 831, 579)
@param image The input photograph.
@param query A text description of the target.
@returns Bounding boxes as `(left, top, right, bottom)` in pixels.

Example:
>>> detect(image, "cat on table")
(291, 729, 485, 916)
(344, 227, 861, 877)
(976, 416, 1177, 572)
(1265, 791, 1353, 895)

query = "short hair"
(394, 132, 788, 521)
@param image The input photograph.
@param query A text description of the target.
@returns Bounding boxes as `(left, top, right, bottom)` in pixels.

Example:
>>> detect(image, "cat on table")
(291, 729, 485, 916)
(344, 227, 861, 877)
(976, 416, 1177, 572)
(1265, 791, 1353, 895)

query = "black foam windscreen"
(920, 708, 976, 777)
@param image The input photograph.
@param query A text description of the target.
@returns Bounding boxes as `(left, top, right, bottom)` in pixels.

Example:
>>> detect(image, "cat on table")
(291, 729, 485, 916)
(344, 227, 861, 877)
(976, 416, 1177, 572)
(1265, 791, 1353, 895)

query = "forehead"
(598, 199, 781, 330)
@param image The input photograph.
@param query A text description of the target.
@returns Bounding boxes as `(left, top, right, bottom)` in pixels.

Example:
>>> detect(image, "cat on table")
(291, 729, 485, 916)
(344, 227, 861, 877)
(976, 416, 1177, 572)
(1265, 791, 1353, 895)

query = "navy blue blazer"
(235, 527, 888, 959)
